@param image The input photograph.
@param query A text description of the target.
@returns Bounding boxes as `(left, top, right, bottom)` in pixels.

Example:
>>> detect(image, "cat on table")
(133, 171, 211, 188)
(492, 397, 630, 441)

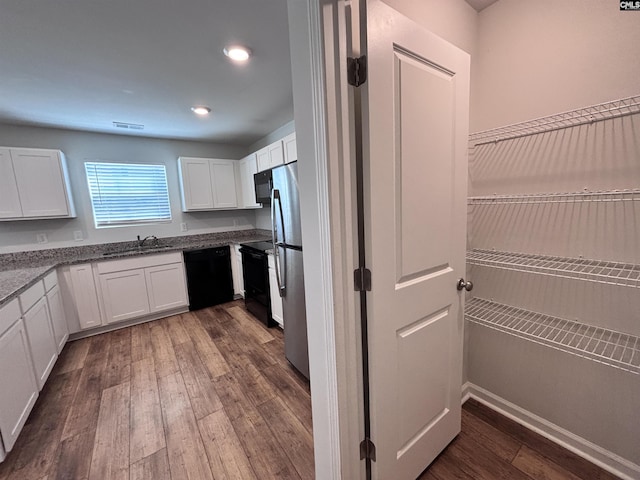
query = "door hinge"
(347, 55, 367, 87)
(360, 437, 376, 461)
(354, 267, 372, 292)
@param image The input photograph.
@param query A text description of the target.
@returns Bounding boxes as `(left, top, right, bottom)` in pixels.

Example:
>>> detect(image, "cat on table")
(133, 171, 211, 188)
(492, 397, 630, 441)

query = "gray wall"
(467, 0, 640, 469)
(0, 123, 255, 253)
(471, 0, 640, 132)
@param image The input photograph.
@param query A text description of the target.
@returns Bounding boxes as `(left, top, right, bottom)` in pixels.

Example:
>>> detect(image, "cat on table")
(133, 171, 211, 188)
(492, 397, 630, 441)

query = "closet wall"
(465, 1, 640, 478)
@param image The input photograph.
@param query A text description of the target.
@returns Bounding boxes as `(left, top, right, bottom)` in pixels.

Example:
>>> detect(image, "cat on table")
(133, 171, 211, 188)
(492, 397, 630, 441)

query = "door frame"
(287, 0, 364, 478)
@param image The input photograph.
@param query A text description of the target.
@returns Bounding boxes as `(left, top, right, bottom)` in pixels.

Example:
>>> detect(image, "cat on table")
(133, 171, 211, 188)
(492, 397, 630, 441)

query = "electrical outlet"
(180, 222, 188, 232)
(73, 230, 84, 241)
(36, 233, 48, 244)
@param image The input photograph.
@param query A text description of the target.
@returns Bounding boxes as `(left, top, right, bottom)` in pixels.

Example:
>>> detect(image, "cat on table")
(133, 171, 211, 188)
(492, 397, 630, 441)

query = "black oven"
(240, 242, 274, 327)
(253, 169, 272, 205)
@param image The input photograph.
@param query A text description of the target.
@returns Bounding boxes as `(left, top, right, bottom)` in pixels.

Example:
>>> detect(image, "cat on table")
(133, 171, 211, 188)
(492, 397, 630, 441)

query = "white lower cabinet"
(268, 253, 283, 327)
(68, 264, 102, 330)
(45, 272, 68, 354)
(0, 299, 38, 454)
(22, 297, 57, 390)
(99, 269, 150, 324)
(46, 285, 68, 354)
(97, 252, 188, 324)
(230, 244, 245, 298)
(145, 263, 188, 313)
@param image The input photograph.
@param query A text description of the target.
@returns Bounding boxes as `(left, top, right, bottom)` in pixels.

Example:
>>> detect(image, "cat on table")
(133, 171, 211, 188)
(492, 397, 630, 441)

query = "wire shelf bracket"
(465, 297, 640, 375)
(469, 94, 640, 145)
(468, 189, 640, 205)
(467, 249, 640, 288)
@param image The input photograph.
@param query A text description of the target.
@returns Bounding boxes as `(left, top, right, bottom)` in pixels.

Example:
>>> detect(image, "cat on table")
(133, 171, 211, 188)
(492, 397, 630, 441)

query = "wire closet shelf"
(465, 297, 640, 375)
(469, 94, 640, 145)
(467, 249, 640, 288)
(468, 189, 640, 205)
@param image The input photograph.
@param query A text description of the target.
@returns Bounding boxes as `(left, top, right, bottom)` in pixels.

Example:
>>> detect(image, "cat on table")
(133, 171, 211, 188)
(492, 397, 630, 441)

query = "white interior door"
(361, 1, 470, 478)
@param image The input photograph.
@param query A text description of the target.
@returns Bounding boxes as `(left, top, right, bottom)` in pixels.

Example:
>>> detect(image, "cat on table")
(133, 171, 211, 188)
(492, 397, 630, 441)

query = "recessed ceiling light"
(191, 106, 211, 115)
(223, 45, 251, 62)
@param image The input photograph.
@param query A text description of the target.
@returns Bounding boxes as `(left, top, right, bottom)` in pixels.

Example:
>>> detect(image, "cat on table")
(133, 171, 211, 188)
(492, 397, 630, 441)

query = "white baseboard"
(461, 382, 640, 480)
(68, 306, 189, 341)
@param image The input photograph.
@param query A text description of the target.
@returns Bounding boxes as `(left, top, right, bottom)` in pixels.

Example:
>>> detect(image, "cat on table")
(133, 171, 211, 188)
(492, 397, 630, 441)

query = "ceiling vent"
(112, 121, 144, 130)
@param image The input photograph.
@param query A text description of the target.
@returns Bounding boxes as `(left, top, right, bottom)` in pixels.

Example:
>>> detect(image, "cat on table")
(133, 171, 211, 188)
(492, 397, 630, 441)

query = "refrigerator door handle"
(272, 189, 286, 297)
(271, 188, 278, 245)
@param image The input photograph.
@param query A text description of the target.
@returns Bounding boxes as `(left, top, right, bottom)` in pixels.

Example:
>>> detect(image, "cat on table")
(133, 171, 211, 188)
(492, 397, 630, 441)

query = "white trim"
(318, 1, 366, 478)
(288, 0, 354, 478)
(307, 0, 343, 476)
(462, 382, 640, 480)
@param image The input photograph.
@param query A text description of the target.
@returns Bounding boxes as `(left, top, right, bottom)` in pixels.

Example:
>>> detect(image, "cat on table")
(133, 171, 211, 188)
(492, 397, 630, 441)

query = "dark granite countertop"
(0, 230, 271, 309)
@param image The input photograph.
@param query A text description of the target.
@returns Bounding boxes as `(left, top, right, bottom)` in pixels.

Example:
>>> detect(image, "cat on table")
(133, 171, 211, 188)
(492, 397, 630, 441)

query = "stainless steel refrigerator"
(271, 162, 309, 379)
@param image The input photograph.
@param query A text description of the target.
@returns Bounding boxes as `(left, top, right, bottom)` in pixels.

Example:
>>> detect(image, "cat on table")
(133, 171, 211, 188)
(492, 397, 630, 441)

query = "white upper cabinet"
(0, 147, 75, 220)
(178, 157, 214, 210)
(283, 133, 297, 164)
(178, 157, 238, 211)
(267, 141, 284, 169)
(238, 154, 261, 208)
(256, 147, 271, 172)
(210, 160, 238, 209)
(0, 148, 22, 218)
(256, 138, 286, 173)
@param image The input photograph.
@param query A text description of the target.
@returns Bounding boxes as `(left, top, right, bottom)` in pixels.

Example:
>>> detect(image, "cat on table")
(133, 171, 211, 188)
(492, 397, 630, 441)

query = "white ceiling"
(1, 1, 498, 145)
(0, 0, 293, 145)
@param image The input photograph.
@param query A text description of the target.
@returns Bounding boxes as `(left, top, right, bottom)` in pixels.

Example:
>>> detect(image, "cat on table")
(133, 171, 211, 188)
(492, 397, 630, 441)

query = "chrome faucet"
(137, 235, 159, 248)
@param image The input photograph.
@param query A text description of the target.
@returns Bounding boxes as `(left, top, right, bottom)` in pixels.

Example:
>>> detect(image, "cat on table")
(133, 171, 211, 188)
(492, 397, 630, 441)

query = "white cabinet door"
(69, 264, 102, 330)
(283, 133, 297, 164)
(11, 149, 73, 218)
(267, 254, 283, 327)
(239, 154, 261, 208)
(362, 3, 469, 476)
(178, 157, 214, 211)
(230, 245, 244, 298)
(22, 297, 57, 390)
(46, 284, 69, 354)
(0, 318, 38, 452)
(268, 141, 284, 169)
(0, 147, 22, 218)
(256, 147, 270, 172)
(210, 160, 238, 209)
(99, 269, 150, 324)
(145, 263, 188, 313)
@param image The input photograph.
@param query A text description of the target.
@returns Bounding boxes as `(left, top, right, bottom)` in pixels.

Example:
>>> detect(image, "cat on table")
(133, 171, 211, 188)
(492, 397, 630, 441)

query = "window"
(85, 162, 171, 227)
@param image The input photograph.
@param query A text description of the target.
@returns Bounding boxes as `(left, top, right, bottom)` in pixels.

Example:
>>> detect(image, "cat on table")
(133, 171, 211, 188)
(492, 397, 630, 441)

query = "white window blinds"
(85, 162, 171, 227)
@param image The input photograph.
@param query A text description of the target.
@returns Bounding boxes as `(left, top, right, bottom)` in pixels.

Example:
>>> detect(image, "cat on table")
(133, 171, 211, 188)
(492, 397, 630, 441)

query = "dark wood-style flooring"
(0, 300, 619, 480)
(422, 399, 620, 480)
(0, 301, 314, 480)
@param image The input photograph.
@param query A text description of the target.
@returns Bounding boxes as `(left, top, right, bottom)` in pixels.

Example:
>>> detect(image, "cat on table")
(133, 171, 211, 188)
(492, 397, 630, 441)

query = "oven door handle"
(272, 189, 286, 297)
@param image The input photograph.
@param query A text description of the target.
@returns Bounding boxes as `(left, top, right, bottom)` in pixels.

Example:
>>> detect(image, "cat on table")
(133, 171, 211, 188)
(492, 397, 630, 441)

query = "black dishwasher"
(183, 246, 233, 311)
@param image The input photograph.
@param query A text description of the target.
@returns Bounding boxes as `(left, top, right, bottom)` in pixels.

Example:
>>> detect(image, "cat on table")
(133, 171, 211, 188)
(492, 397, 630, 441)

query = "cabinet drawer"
(43, 270, 58, 292)
(19, 281, 45, 313)
(0, 298, 21, 336)
(97, 252, 183, 274)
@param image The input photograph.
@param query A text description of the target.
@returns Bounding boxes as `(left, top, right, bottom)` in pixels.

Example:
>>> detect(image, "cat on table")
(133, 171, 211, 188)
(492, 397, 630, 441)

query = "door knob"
(457, 278, 473, 292)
